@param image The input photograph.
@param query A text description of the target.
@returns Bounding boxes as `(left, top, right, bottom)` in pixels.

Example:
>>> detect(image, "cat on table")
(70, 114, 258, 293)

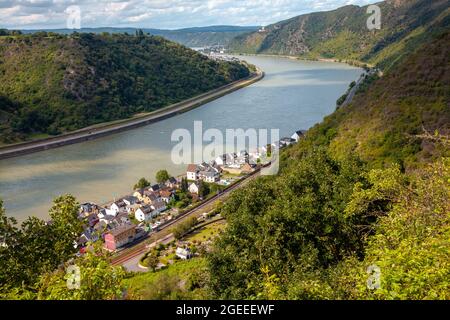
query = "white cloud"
(0, 0, 379, 29)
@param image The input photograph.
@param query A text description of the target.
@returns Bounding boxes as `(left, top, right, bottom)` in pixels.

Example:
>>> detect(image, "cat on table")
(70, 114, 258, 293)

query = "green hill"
(0, 32, 250, 142)
(229, 0, 450, 70)
(19, 26, 260, 48)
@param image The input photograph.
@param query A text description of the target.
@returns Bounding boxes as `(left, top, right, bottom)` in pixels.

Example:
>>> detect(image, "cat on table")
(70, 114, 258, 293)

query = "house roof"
(123, 195, 138, 202)
(151, 184, 160, 191)
(167, 177, 177, 184)
(187, 164, 198, 172)
(160, 190, 173, 198)
(113, 200, 126, 208)
(152, 201, 166, 210)
(138, 205, 153, 215)
(108, 223, 136, 237)
(200, 171, 217, 177)
(80, 203, 93, 212)
(144, 191, 159, 201)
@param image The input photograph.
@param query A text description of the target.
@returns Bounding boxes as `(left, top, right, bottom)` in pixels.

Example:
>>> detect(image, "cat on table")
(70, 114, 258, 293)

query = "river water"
(0, 56, 361, 221)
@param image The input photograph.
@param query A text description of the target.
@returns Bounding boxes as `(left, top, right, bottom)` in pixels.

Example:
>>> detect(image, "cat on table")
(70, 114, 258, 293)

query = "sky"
(0, 0, 380, 30)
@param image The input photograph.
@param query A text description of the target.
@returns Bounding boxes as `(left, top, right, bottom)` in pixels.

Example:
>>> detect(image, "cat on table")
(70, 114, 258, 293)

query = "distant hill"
(19, 25, 260, 48)
(0, 32, 250, 142)
(229, 0, 450, 70)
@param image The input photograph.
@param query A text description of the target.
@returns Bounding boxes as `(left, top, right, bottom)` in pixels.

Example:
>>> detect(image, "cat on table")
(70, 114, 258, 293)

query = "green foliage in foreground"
(0, 32, 250, 142)
(0, 195, 83, 290)
(207, 152, 449, 299)
(0, 197, 125, 300)
(203, 31, 450, 300)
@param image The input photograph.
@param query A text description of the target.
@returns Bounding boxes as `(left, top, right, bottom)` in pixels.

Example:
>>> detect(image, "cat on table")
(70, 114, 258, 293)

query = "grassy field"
(124, 258, 208, 299)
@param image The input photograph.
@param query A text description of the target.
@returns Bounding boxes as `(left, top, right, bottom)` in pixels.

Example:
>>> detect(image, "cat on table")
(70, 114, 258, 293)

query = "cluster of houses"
(77, 129, 307, 253)
(185, 129, 307, 185)
(77, 177, 181, 252)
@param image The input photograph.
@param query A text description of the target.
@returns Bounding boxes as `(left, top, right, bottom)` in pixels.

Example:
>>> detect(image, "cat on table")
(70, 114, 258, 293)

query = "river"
(0, 55, 361, 221)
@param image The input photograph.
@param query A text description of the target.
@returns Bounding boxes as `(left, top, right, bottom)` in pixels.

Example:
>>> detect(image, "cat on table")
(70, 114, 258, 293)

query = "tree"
(134, 177, 150, 190)
(173, 217, 198, 240)
(341, 159, 450, 300)
(0, 195, 85, 295)
(48, 195, 84, 264)
(144, 252, 159, 272)
(198, 181, 210, 198)
(0, 199, 21, 288)
(156, 170, 170, 184)
(207, 148, 366, 299)
(36, 245, 126, 300)
(181, 177, 189, 193)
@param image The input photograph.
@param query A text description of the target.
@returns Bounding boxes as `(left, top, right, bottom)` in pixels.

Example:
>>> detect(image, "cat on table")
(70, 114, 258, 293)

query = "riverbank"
(233, 52, 372, 68)
(0, 69, 264, 160)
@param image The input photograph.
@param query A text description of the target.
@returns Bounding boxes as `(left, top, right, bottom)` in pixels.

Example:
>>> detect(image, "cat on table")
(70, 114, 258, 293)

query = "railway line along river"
(0, 55, 362, 221)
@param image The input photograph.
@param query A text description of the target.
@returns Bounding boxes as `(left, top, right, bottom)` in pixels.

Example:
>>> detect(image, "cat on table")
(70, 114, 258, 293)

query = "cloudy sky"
(0, 0, 380, 30)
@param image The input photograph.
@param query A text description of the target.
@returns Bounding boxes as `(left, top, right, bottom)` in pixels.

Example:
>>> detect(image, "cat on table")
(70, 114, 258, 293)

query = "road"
(122, 233, 174, 272)
(0, 69, 264, 160)
(111, 163, 268, 267)
(341, 69, 379, 107)
(341, 73, 365, 107)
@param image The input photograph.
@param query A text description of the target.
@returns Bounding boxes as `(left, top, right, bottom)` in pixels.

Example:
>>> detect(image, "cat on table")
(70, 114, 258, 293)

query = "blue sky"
(0, 0, 380, 30)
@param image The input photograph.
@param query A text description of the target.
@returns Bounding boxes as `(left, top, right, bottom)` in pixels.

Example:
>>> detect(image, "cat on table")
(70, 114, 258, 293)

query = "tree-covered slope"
(229, 0, 450, 70)
(313, 31, 450, 169)
(0, 32, 250, 142)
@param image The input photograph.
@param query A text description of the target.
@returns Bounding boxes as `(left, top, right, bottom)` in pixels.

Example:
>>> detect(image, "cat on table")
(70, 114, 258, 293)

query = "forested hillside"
(229, 0, 450, 70)
(0, 32, 250, 142)
(20, 26, 260, 48)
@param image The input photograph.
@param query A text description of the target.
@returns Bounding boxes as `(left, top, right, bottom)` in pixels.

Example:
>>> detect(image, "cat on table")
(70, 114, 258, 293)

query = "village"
(76, 130, 307, 262)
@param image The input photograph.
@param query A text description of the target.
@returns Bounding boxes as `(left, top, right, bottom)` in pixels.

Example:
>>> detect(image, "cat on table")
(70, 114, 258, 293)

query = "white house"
(123, 196, 138, 206)
(160, 190, 174, 203)
(165, 177, 178, 189)
(189, 182, 200, 194)
(176, 247, 193, 260)
(187, 164, 199, 180)
(215, 153, 237, 166)
(105, 200, 126, 216)
(97, 208, 107, 219)
(151, 200, 167, 214)
(200, 171, 219, 183)
(280, 137, 296, 146)
(291, 130, 306, 142)
(135, 205, 154, 222)
(150, 184, 161, 192)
